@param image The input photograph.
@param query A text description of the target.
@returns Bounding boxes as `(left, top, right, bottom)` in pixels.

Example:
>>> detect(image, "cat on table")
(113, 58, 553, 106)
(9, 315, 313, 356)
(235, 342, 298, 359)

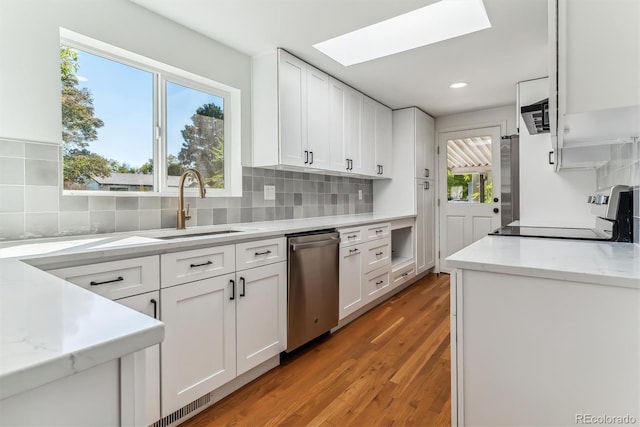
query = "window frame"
(60, 28, 241, 197)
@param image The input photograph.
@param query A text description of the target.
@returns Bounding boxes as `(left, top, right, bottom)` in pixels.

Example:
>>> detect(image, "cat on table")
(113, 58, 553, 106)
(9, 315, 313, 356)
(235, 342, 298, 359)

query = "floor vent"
(151, 393, 213, 427)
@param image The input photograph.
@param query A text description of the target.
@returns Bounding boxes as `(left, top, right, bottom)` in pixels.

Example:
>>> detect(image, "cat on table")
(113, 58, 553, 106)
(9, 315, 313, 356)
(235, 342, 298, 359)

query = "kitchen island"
(447, 236, 640, 426)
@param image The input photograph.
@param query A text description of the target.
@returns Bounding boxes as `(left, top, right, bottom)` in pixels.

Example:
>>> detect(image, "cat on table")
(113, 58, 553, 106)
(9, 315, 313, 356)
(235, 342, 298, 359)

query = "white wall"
(0, 0, 252, 162)
(518, 78, 595, 227)
(435, 105, 517, 136)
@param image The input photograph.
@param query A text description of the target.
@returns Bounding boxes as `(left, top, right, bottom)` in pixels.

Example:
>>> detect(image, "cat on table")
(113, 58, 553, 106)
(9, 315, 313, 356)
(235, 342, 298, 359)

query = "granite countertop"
(446, 235, 640, 289)
(0, 213, 414, 400)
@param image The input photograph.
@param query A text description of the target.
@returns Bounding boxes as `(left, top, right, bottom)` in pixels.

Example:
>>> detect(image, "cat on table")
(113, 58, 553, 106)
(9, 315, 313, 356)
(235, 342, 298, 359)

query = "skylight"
(313, 0, 491, 66)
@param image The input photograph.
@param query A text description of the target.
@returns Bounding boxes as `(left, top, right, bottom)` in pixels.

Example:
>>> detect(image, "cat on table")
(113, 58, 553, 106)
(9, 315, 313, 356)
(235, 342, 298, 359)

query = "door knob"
(493, 208, 499, 213)
(493, 197, 499, 203)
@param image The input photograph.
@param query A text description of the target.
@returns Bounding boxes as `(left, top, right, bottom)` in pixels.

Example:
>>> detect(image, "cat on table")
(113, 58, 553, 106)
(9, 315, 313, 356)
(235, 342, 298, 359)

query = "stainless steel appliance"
(490, 185, 634, 242)
(500, 135, 520, 225)
(286, 229, 340, 352)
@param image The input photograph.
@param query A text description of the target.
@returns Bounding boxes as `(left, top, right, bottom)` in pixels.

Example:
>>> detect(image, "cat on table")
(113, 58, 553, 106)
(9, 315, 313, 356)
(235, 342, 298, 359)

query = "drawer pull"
(375, 252, 384, 256)
(230, 279, 235, 300)
(401, 272, 409, 277)
(190, 260, 213, 268)
(376, 280, 384, 285)
(254, 250, 272, 256)
(349, 248, 359, 253)
(375, 230, 383, 234)
(347, 234, 357, 240)
(150, 298, 157, 319)
(90, 276, 123, 286)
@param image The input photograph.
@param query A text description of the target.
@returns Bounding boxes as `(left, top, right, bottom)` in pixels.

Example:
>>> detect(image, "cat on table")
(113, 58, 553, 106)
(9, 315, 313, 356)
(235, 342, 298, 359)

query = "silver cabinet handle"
(349, 248, 359, 253)
(292, 238, 341, 251)
(254, 250, 272, 256)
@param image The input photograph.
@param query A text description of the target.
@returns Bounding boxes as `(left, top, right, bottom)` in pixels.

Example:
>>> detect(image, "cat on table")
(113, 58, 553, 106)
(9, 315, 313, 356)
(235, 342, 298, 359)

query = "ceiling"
(131, 0, 548, 117)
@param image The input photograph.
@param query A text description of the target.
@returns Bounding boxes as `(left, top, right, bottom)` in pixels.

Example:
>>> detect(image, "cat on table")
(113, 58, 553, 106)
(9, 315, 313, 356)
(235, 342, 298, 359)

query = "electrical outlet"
(358, 189, 363, 200)
(264, 185, 276, 200)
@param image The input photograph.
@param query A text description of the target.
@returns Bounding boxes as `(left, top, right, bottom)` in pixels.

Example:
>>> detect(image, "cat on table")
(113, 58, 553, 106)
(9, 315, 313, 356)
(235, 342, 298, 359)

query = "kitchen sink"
(155, 229, 245, 240)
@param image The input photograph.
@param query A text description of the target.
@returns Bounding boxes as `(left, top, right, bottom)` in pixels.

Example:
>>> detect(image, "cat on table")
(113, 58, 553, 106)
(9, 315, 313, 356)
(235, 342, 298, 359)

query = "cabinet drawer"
(339, 227, 363, 247)
(235, 237, 286, 269)
(364, 222, 390, 241)
(365, 268, 390, 300)
(364, 238, 391, 274)
(48, 256, 159, 300)
(391, 264, 416, 288)
(161, 245, 235, 288)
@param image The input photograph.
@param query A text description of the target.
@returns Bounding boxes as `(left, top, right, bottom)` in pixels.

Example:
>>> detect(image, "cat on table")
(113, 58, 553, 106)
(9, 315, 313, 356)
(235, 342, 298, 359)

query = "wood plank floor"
(181, 273, 451, 427)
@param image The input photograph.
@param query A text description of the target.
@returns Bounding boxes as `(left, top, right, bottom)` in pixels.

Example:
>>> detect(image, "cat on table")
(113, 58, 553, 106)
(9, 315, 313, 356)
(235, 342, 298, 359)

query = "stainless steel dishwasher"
(286, 229, 340, 352)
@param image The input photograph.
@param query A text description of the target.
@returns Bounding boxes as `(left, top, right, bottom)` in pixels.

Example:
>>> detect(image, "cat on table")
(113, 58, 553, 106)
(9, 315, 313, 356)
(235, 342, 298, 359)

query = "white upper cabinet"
(253, 49, 391, 178)
(375, 102, 392, 178)
(305, 66, 331, 169)
(551, 0, 640, 149)
(360, 96, 378, 176)
(415, 108, 435, 180)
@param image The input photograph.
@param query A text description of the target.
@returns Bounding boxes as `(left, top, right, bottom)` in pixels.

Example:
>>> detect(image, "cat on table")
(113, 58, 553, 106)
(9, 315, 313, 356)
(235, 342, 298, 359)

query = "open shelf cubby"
(391, 224, 414, 272)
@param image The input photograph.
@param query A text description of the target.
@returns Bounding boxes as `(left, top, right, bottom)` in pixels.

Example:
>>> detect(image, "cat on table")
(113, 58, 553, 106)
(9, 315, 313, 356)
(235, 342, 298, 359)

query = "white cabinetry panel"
(160, 274, 236, 417)
(236, 262, 286, 375)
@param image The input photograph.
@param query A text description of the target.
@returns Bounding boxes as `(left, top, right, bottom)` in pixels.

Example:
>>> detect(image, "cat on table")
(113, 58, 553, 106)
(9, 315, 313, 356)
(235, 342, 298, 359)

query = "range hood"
(521, 98, 550, 135)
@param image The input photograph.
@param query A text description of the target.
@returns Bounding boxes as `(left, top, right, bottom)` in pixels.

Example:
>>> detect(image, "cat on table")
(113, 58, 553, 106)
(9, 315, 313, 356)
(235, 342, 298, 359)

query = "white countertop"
(0, 260, 164, 400)
(0, 213, 413, 399)
(446, 235, 640, 289)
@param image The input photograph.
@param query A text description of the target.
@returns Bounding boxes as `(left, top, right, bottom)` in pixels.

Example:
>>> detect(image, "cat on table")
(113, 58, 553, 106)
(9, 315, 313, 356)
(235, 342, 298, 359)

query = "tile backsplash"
(595, 139, 640, 243)
(0, 139, 373, 241)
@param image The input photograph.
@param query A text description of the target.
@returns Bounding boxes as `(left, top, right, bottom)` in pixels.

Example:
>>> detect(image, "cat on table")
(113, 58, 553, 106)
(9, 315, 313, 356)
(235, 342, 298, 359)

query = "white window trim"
(60, 28, 241, 197)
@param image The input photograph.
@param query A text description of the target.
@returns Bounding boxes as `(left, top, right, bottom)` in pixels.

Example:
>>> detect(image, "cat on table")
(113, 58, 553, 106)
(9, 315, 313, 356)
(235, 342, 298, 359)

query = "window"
(60, 29, 240, 196)
(446, 135, 493, 203)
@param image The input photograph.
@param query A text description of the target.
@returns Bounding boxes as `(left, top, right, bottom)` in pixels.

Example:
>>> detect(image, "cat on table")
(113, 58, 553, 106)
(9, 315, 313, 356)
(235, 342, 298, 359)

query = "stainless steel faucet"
(177, 168, 206, 229)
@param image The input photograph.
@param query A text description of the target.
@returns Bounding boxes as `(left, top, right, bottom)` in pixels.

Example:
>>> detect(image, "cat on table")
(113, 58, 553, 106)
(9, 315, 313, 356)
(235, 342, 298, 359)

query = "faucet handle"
(184, 203, 192, 220)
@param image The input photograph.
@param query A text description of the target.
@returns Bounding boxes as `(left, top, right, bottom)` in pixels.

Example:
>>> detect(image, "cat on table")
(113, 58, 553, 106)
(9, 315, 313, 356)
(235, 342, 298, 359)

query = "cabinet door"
(360, 96, 378, 176)
(236, 262, 286, 375)
(160, 274, 236, 417)
(278, 51, 307, 168)
(344, 86, 363, 173)
(424, 180, 436, 270)
(415, 180, 427, 275)
(339, 245, 364, 319)
(116, 292, 160, 427)
(415, 109, 435, 179)
(416, 179, 435, 276)
(306, 66, 331, 169)
(329, 78, 348, 172)
(375, 102, 392, 178)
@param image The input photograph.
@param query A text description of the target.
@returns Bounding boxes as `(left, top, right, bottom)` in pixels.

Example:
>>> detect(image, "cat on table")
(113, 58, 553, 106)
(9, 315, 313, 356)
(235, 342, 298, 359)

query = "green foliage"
(63, 149, 111, 188)
(61, 45, 109, 189)
(177, 103, 224, 188)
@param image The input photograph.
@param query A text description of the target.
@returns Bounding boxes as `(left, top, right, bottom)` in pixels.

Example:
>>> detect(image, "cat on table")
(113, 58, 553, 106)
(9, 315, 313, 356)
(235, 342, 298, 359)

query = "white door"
(360, 96, 378, 176)
(236, 262, 286, 376)
(329, 78, 347, 172)
(339, 245, 363, 319)
(344, 87, 362, 173)
(439, 127, 501, 271)
(416, 179, 436, 275)
(374, 102, 392, 177)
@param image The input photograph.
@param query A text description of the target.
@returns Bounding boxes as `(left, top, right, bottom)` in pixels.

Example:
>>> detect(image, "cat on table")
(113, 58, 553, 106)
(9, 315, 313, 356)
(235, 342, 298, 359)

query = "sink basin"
(156, 229, 244, 240)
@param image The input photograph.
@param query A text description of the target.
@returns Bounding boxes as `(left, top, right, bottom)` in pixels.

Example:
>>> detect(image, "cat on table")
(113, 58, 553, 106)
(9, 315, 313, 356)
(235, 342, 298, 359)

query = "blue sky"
(76, 50, 223, 169)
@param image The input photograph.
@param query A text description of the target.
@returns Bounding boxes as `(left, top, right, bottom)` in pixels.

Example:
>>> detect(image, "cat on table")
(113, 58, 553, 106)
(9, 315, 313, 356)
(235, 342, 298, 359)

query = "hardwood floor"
(181, 273, 451, 427)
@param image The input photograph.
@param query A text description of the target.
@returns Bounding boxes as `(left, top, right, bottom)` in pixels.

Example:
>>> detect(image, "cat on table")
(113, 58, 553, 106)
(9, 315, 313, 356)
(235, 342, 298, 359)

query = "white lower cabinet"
(364, 267, 390, 301)
(339, 244, 364, 319)
(235, 262, 287, 375)
(160, 273, 237, 417)
(416, 179, 435, 275)
(116, 292, 161, 427)
(339, 222, 393, 321)
(160, 244, 287, 420)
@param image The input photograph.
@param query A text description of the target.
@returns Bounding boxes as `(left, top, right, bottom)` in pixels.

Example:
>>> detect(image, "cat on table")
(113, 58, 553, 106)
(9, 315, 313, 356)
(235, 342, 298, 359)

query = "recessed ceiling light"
(449, 82, 468, 89)
(312, 0, 491, 66)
